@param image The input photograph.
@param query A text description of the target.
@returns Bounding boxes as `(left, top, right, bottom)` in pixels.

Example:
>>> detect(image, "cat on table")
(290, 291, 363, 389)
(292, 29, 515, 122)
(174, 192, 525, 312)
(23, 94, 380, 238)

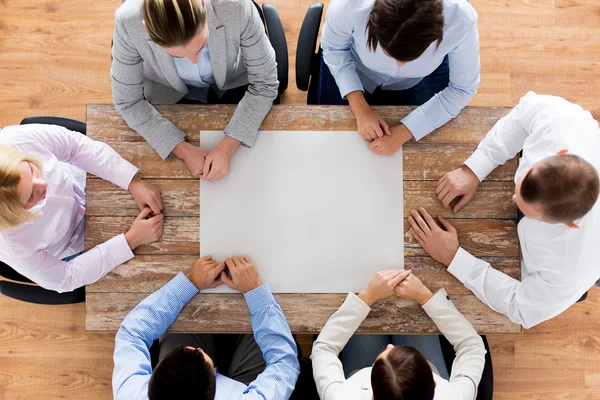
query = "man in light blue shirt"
(319, 0, 480, 157)
(112, 255, 300, 400)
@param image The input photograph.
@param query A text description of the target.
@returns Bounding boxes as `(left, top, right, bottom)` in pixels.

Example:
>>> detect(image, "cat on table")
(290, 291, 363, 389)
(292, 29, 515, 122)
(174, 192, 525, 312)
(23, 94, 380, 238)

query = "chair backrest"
(20, 116, 86, 135)
(296, 3, 324, 104)
(439, 334, 493, 400)
(262, 3, 289, 93)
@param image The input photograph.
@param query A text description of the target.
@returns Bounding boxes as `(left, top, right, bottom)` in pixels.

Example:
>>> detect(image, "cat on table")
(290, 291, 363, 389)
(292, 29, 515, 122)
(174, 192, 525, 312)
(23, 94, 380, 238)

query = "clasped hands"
(358, 269, 433, 307)
(186, 255, 263, 294)
(174, 136, 240, 182)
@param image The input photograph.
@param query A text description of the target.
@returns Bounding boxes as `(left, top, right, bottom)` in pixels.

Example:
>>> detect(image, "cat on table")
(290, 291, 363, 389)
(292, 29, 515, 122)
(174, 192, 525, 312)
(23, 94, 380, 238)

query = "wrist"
(124, 231, 138, 250)
(127, 174, 141, 192)
(442, 247, 460, 267)
(358, 290, 376, 307)
(347, 91, 369, 116)
(218, 136, 241, 157)
(173, 141, 190, 159)
(416, 288, 434, 306)
(395, 124, 413, 142)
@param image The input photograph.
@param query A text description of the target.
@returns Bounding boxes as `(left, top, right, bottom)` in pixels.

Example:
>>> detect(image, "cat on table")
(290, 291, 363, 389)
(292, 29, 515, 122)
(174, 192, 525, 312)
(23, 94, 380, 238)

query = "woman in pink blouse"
(0, 123, 163, 293)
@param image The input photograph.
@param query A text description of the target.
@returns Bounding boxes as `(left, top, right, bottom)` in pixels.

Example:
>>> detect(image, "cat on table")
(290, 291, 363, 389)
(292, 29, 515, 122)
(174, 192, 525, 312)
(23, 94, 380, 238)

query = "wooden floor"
(1, 0, 599, 398)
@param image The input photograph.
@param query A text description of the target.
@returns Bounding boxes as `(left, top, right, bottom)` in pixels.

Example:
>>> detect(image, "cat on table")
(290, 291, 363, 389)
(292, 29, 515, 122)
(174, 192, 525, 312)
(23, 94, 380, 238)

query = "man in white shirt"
(406, 92, 600, 328)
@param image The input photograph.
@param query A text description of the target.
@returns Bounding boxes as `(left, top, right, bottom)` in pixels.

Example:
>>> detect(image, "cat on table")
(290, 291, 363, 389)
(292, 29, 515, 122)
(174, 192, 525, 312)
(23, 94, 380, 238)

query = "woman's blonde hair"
(143, 0, 207, 47)
(0, 145, 43, 230)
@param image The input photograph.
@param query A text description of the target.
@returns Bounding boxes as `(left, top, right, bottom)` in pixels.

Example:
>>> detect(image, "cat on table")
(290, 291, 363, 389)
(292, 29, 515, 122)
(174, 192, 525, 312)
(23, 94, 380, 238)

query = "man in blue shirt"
(319, 0, 480, 156)
(112, 255, 300, 400)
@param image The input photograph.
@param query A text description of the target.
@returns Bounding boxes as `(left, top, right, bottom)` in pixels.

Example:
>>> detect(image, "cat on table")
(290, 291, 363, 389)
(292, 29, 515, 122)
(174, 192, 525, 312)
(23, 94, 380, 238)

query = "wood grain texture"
(86, 179, 517, 219)
(86, 292, 520, 334)
(86, 255, 519, 295)
(86, 104, 512, 145)
(85, 216, 518, 258)
(4, 0, 600, 398)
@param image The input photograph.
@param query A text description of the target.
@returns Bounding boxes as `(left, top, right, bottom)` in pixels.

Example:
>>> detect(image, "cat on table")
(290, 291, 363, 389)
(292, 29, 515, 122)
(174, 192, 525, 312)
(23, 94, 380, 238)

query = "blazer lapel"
(147, 40, 188, 93)
(205, 0, 227, 88)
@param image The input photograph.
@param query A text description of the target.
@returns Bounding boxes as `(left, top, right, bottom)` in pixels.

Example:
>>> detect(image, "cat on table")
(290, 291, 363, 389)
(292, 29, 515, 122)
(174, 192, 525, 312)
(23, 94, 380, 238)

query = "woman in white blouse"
(311, 269, 486, 400)
(0, 123, 163, 293)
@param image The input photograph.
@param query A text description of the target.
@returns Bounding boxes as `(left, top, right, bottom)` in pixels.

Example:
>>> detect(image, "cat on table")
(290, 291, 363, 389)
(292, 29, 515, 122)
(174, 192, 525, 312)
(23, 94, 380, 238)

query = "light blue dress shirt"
(321, 0, 480, 140)
(172, 46, 216, 103)
(112, 273, 300, 400)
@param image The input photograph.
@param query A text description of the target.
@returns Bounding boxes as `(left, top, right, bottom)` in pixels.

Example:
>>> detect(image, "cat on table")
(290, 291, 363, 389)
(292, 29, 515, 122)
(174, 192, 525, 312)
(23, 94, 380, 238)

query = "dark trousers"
(158, 333, 266, 385)
(316, 55, 450, 106)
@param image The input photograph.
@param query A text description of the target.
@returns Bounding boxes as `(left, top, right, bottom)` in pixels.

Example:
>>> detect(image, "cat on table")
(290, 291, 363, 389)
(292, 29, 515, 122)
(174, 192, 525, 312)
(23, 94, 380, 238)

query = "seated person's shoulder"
(115, 0, 143, 24)
(444, 0, 478, 26)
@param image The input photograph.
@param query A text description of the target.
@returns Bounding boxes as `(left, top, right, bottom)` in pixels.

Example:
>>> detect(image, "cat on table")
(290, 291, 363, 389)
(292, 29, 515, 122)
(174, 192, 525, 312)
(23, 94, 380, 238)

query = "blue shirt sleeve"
(242, 285, 301, 400)
(112, 273, 199, 400)
(402, 21, 481, 140)
(320, 0, 365, 98)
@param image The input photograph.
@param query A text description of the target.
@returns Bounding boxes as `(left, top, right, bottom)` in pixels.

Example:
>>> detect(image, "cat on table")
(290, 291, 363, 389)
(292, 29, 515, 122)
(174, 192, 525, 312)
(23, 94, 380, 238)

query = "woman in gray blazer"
(111, 0, 279, 182)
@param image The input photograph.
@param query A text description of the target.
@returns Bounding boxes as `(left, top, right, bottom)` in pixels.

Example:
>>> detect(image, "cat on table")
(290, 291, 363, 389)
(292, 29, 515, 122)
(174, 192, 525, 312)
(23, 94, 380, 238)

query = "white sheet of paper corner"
(199, 130, 404, 293)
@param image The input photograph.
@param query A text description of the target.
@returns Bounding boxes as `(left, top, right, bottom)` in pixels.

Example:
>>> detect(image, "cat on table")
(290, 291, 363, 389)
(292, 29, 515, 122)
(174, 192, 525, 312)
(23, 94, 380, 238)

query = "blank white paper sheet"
(200, 131, 404, 293)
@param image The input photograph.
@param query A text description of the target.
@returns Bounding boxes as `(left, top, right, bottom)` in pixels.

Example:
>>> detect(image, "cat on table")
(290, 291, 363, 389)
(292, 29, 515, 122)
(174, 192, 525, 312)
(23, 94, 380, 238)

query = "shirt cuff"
(447, 247, 479, 284)
(421, 288, 450, 312)
(225, 133, 249, 148)
(346, 292, 372, 318)
(464, 149, 498, 182)
(168, 272, 200, 303)
(244, 284, 277, 314)
(110, 160, 139, 191)
(106, 234, 135, 266)
(401, 108, 434, 141)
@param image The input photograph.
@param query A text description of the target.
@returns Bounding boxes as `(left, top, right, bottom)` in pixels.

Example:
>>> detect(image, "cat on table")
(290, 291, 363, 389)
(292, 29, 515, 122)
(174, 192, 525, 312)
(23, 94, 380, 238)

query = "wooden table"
(85, 104, 521, 334)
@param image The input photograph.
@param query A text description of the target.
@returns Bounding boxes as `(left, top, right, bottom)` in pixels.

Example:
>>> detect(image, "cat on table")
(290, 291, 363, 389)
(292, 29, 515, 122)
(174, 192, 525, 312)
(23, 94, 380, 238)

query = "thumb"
(381, 119, 392, 136)
(437, 215, 456, 233)
(452, 194, 473, 214)
(220, 271, 233, 287)
(391, 269, 412, 286)
(136, 207, 152, 221)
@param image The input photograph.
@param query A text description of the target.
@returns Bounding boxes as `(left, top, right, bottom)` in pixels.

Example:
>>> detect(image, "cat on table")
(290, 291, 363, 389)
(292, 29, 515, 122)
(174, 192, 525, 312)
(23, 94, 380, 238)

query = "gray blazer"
(111, 0, 278, 159)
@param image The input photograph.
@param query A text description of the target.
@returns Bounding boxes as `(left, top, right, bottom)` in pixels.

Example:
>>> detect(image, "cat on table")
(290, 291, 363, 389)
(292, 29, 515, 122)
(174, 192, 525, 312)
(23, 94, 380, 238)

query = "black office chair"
(296, 3, 324, 104)
(440, 334, 494, 400)
(0, 116, 87, 305)
(257, 3, 289, 94)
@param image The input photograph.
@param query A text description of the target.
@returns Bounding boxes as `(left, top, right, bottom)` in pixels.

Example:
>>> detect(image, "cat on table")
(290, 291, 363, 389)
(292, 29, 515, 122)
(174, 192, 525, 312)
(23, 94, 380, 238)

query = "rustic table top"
(85, 104, 521, 334)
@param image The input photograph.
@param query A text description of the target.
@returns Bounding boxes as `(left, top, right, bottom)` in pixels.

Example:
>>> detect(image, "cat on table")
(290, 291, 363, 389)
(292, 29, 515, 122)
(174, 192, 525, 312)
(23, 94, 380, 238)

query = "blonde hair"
(0, 145, 43, 230)
(143, 0, 207, 47)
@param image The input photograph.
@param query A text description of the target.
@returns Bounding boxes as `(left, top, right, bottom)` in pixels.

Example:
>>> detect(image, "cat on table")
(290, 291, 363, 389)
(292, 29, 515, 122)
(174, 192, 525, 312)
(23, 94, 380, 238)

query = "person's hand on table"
(408, 207, 459, 267)
(394, 273, 434, 306)
(128, 174, 162, 215)
(347, 91, 391, 141)
(186, 255, 226, 290)
(203, 136, 241, 183)
(437, 165, 481, 213)
(220, 256, 262, 294)
(368, 124, 413, 156)
(124, 207, 164, 250)
(173, 141, 209, 178)
(358, 269, 412, 307)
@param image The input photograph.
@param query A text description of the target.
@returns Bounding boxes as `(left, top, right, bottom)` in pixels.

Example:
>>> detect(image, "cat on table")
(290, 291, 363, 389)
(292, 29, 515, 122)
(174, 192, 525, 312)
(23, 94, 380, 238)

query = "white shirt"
(172, 46, 216, 103)
(451, 91, 600, 328)
(311, 289, 486, 400)
(321, 0, 480, 140)
(0, 124, 139, 293)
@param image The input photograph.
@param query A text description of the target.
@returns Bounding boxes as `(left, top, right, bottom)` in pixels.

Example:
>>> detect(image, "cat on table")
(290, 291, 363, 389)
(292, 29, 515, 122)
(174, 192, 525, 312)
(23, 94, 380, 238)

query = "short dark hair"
(371, 346, 435, 400)
(148, 345, 216, 400)
(521, 154, 600, 223)
(143, 0, 207, 47)
(366, 0, 444, 62)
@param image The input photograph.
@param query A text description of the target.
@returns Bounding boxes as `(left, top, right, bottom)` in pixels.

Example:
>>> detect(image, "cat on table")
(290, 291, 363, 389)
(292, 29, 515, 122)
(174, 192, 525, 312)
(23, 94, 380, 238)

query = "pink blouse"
(0, 124, 138, 292)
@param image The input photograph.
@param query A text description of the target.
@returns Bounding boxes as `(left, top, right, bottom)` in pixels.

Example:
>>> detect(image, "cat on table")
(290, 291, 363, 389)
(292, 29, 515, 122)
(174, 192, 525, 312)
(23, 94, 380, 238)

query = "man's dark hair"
(371, 346, 435, 400)
(366, 0, 444, 62)
(521, 154, 600, 223)
(148, 345, 216, 400)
